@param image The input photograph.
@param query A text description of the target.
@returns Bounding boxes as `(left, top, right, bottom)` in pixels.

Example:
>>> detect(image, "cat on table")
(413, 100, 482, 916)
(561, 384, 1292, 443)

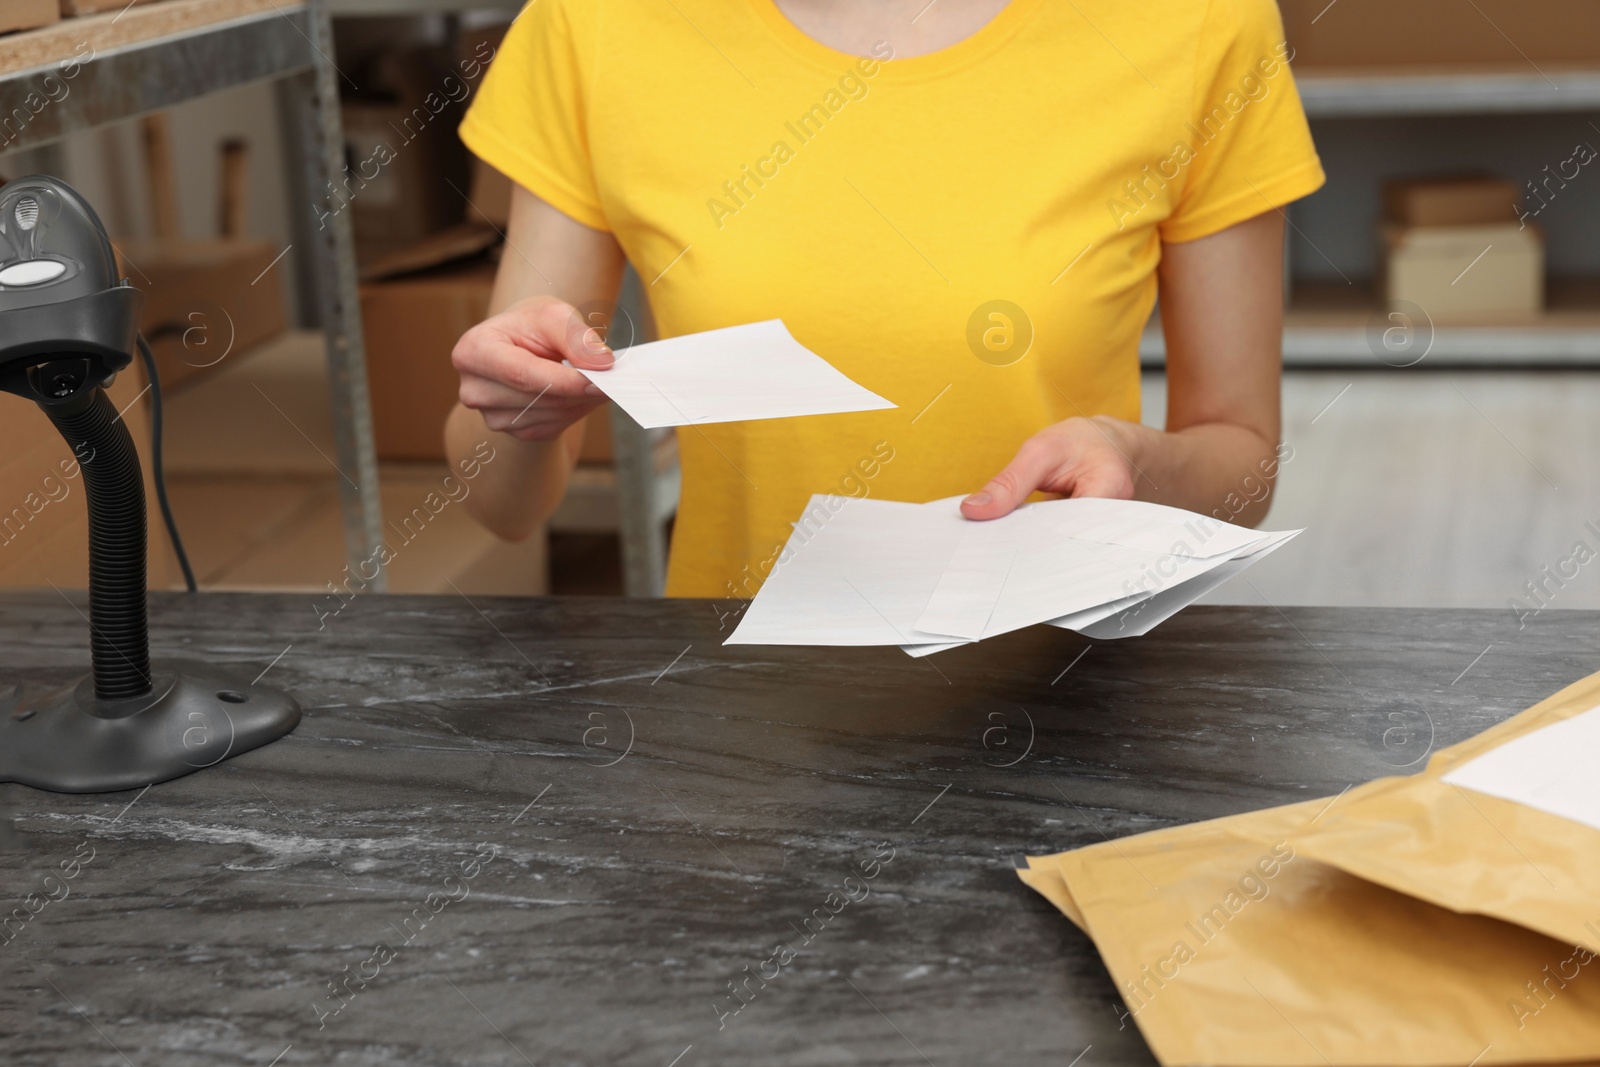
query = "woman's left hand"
(960, 416, 1141, 521)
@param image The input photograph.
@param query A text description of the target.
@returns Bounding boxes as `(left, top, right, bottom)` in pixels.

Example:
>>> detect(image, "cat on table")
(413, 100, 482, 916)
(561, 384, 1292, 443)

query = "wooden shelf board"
(0, 0, 292, 76)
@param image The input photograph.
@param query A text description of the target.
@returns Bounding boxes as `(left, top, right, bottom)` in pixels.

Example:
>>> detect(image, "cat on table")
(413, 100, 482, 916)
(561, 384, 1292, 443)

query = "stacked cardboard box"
(360, 228, 499, 462)
(0, 0, 55, 31)
(116, 237, 288, 392)
(340, 48, 475, 267)
(1381, 175, 1543, 323)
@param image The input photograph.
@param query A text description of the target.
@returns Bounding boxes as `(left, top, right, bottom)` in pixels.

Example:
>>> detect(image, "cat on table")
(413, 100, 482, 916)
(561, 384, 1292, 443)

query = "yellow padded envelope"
(1022, 793, 1600, 1063)
(1241, 669, 1600, 952)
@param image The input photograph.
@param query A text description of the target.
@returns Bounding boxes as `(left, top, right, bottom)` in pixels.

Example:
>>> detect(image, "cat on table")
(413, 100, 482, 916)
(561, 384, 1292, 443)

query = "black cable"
(135, 334, 198, 593)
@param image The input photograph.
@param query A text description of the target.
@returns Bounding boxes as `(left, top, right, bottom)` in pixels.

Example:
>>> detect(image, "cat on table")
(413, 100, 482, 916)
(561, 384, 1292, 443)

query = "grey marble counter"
(0, 591, 1593, 1066)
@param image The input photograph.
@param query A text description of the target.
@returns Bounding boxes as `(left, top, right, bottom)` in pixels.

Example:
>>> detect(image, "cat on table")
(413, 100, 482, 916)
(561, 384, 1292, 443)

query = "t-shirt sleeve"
(1160, 0, 1325, 244)
(459, 0, 610, 231)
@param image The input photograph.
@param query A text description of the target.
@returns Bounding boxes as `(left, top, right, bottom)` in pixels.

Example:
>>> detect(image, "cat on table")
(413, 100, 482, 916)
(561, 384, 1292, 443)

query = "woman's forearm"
(445, 403, 583, 541)
(1129, 210, 1288, 528)
(443, 186, 627, 541)
(1096, 416, 1280, 528)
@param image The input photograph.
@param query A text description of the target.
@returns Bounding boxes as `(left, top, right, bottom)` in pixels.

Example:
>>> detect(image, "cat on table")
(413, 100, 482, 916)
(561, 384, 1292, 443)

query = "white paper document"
(1442, 705, 1600, 833)
(1062, 528, 1301, 640)
(725, 494, 1299, 656)
(575, 319, 895, 429)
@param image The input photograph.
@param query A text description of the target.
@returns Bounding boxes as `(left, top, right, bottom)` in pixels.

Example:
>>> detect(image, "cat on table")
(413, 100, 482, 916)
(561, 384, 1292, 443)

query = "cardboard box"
(56, 0, 143, 16)
(1282, 0, 1600, 68)
(1384, 223, 1543, 323)
(1, 0, 56, 32)
(361, 263, 619, 465)
(115, 238, 289, 393)
(579, 404, 613, 464)
(466, 157, 513, 229)
(0, 366, 171, 590)
(358, 223, 498, 283)
(342, 101, 462, 250)
(457, 23, 512, 228)
(341, 48, 473, 253)
(361, 259, 495, 461)
(1383, 175, 1520, 228)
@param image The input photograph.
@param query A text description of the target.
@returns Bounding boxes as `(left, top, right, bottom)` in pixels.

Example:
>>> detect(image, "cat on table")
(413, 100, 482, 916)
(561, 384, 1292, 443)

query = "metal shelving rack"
(1142, 65, 1600, 367)
(543, 303, 679, 597)
(0, 0, 386, 585)
(1297, 67, 1600, 118)
(326, 0, 515, 12)
(328, 0, 676, 596)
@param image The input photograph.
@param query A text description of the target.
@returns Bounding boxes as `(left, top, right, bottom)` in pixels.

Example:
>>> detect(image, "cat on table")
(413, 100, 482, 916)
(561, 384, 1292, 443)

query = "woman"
(446, 0, 1323, 598)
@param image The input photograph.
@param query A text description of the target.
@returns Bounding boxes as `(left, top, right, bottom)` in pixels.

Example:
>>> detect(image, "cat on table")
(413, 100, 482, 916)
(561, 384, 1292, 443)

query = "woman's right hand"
(451, 295, 616, 442)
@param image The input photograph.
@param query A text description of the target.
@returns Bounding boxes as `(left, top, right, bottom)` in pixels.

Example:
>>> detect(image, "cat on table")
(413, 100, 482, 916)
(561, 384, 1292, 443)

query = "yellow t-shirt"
(459, 0, 1324, 598)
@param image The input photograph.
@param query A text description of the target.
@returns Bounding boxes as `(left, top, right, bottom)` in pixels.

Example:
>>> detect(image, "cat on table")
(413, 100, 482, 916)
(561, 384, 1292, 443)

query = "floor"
(160, 333, 548, 595)
(1141, 369, 1600, 610)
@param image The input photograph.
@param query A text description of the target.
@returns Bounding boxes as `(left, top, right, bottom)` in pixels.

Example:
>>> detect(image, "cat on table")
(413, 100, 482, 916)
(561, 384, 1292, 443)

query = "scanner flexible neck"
(45, 388, 151, 699)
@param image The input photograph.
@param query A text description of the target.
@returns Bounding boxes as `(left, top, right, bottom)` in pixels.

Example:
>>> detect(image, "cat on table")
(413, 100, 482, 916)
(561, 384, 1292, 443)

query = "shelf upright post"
(609, 266, 668, 597)
(610, 407, 666, 597)
(279, 0, 387, 590)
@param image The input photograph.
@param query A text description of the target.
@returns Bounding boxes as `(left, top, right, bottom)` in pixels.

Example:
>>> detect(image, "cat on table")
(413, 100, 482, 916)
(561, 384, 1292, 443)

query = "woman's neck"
(770, 0, 1013, 59)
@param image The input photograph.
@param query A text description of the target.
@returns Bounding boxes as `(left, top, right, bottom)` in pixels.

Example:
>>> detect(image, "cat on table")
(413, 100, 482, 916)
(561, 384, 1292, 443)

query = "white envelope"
(912, 498, 1276, 643)
(1065, 528, 1299, 639)
(729, 494, 1297, 656)
(576, 319, 895, 429)
(723, 497, 966, 647)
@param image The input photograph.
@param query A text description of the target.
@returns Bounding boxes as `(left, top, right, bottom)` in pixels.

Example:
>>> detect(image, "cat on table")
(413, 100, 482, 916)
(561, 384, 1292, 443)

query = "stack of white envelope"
(725, 495, 1300, 656)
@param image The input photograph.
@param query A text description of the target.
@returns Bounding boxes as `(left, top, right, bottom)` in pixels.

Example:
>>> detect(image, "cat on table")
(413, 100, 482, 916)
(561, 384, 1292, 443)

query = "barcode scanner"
(0, 175, 299, 793)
